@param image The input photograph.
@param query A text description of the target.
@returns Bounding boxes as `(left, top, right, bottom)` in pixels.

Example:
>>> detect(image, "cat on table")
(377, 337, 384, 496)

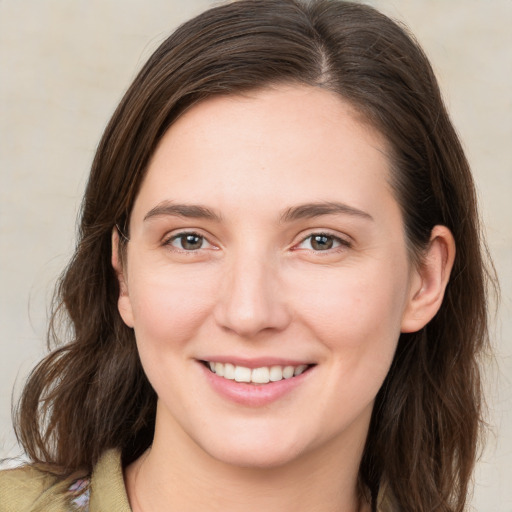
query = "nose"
(213, 251, 291, 338)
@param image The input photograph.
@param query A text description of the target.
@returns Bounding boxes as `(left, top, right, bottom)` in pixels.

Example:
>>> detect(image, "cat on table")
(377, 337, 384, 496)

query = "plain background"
(1, 1, 510, 510)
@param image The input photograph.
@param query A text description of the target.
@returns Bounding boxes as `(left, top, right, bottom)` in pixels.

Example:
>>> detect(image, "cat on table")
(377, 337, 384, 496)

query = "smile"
(205, 361, 310, 384)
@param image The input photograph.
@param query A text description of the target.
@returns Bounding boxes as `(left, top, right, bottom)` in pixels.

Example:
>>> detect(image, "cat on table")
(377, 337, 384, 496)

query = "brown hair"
(15, 1, 494, 510)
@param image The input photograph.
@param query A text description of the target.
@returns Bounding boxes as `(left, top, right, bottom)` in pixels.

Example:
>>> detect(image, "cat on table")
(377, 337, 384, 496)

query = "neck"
(125, 408, 371, 512)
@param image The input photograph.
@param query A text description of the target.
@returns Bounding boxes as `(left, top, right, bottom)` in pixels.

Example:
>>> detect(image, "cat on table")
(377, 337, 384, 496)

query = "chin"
(192, 420, 335, 471)
(207, 441, 306, 470)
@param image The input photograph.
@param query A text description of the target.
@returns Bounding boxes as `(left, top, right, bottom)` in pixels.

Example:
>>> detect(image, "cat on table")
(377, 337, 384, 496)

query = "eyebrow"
(280, 201, 374, 223)
(144, 201, 222, 222)
(143, 200, 373, 224)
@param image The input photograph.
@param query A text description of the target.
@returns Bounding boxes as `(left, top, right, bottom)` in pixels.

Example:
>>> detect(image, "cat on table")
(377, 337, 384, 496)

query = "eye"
(296, 233, 348, 251)
(166, 232, 212, 251)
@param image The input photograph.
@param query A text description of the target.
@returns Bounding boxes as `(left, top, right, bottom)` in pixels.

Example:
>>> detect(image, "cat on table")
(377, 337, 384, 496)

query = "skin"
(113, 85, 455, 512)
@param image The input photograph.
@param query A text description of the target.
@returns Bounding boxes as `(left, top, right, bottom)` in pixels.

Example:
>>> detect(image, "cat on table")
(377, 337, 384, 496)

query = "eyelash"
(294, 232, 351, 252)
(163, 231, 215, 252)
(162, 230, 351, 254)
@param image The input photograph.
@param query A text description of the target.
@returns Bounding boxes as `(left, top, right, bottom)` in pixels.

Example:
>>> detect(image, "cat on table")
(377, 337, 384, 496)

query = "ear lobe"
(401, 225, 456, 333)
(111, 228, 134, 328)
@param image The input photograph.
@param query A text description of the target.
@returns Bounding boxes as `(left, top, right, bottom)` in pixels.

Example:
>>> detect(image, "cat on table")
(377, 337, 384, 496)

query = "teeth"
(282, 366, 295, 379)
(269, 366, 282, 381)
(207, 362, 310, 383)
(234, 366, 251, 383)
(251, 366, 270, 384)
(294, 365, 308, 376)
(214, 362, 224, 377)
(224, 363, 235, 380)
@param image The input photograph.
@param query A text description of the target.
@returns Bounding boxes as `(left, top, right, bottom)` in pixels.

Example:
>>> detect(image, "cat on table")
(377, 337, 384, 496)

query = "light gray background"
(1, 1, 510, 510)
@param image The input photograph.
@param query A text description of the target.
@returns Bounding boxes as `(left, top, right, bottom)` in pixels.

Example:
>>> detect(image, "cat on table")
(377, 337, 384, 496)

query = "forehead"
(161, 85, 385, 158)
(133, 85, 395, 221)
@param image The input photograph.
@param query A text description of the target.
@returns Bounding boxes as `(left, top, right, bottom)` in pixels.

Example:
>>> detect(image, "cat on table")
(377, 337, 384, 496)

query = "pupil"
(182, 234, 202, 250)
(311, 235, 333, 250)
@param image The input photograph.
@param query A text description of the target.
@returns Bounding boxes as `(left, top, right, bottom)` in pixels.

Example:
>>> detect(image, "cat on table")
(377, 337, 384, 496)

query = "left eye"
(167, 233, 210, 251)
(297, 233, 346, 251)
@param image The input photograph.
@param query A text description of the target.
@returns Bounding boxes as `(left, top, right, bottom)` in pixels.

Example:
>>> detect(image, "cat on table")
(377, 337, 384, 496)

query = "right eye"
(166, 232, 212, 251)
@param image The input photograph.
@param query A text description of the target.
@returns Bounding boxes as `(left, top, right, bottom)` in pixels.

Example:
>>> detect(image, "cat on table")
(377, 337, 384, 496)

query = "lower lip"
(199, 363, 313, 407)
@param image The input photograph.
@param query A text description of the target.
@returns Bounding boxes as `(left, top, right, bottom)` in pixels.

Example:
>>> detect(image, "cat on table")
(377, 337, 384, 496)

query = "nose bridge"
(214, 244, 290, 337)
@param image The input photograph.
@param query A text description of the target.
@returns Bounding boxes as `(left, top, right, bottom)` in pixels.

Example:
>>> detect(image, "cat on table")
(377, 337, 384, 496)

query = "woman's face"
(116, 85, 422, 469)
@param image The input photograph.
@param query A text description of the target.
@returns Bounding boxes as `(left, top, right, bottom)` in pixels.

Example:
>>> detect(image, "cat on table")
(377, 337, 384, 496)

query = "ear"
(401, 225, 456, 333)
(112, 228, 134, 328)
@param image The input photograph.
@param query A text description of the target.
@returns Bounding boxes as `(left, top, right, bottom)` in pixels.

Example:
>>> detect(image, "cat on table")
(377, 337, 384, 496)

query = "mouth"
(201, 360, 313, 385)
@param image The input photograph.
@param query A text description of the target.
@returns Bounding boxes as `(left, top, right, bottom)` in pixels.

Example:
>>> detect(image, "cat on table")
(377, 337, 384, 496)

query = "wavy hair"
(15, 1, 494, 510)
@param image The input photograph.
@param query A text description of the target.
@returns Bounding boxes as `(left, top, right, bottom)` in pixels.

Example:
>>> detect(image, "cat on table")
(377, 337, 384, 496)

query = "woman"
(0, 0, 493, 511)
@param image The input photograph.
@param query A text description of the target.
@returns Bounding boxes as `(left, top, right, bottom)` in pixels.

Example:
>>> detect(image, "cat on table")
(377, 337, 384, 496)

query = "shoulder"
(87, 449, 131, 511)
(0, 465, 57, 511)
(0, 449, 130, 512)
(0, 463, 88, 512)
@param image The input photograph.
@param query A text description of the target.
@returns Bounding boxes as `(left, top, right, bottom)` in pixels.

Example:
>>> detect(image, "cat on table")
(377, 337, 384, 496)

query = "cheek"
(126, 262, 218, 347)
(290, 264, 408, 356)
(295, 269, 408, 415)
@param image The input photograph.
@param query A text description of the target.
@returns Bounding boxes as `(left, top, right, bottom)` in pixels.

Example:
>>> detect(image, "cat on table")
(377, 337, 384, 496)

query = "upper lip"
(198, 357, 314, 369)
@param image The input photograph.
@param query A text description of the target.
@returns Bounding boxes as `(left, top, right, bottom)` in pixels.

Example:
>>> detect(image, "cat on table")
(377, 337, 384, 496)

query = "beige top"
(0, 450, 394, 511)
(0, 449, 129, 512)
